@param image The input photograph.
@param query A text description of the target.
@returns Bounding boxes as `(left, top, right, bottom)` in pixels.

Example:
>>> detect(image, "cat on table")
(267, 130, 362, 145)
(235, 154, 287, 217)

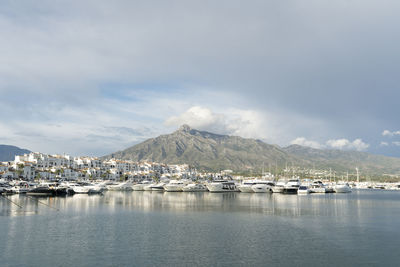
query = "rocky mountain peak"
(178, 124, 192, 133)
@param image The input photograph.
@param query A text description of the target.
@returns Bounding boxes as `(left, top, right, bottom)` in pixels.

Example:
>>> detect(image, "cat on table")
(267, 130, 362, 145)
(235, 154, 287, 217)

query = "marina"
(3, 177, 400, 196)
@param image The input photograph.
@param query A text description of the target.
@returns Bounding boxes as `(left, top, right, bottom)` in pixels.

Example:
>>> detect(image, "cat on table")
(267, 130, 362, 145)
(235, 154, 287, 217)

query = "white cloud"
(165, 106, 228, 134)
(393, 142, 400, 147)
(164, 105, 291, 143)
(166, 106, 374, 153)
(326, 139, 350, 149)
(380, 141, 389, 146)
(326, 138, 369, 151)
(290, 137, 369, 151)
(290, 137, 322, 149)
(382, 130, 400, 136)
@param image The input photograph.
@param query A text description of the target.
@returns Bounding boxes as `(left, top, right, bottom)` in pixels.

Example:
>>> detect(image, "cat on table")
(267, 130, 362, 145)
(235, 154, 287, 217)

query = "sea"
(1, 190, 400, 266)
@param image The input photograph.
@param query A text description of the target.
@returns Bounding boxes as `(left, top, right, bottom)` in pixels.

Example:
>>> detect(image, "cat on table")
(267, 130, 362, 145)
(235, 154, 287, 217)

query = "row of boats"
(132, 179, 351, 194)
(0, 178, 351, 196)
(0, 180, 133, 196)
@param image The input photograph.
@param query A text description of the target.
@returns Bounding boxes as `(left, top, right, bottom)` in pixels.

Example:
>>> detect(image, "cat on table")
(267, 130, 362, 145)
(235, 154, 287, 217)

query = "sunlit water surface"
(1, 190, 400, 266)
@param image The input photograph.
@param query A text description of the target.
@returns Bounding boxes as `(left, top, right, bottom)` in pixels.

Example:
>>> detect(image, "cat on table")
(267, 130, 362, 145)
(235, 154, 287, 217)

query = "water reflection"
(2, 190, 396, 218)
(2, 190, 400, 267)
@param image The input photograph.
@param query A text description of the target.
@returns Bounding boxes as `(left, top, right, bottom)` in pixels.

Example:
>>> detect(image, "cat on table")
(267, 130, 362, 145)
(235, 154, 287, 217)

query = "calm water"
(1, 190, 400, 266)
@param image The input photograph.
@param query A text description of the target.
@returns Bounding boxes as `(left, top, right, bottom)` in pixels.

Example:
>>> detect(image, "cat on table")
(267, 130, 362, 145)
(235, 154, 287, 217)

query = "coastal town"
(1, 151, 400, 195)
(0, 152, 195, 182)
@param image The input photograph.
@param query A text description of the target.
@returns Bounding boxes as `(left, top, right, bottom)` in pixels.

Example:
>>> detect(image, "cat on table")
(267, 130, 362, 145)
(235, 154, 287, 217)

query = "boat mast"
(356, 167, 360, 183)
(262, 162, 265, 178)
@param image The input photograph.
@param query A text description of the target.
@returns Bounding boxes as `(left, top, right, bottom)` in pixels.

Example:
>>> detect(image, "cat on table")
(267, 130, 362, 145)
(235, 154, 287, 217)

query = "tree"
(153, 172, 161, 183)
(35, 172, 41, 181)
(16, 163, 24, 178)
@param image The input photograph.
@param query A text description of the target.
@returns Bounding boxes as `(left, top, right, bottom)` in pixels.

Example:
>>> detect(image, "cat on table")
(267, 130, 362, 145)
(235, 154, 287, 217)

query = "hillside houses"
(1, 152, 193, 181)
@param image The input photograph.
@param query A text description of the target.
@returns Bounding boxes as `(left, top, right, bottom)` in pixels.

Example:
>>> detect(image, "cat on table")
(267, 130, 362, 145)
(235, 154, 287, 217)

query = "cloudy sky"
(1, 0, 400, 157)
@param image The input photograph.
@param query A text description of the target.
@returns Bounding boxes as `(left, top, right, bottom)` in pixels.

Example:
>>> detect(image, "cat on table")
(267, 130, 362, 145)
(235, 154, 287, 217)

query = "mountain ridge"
(104, 125, 400, 175)
(0, 145, 31, 162)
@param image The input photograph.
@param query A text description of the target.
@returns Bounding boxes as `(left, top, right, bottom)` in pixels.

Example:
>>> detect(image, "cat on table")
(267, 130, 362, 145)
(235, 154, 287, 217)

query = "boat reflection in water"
(0, 190, 362, 218)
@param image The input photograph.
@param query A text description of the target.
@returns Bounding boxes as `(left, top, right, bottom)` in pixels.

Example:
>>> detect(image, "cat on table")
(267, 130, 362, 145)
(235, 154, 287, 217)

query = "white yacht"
(334, 183, 352, 193)
(283, 179, 301, 194)
(102, 181, 120, 191)
(65, 182, 90, 194)
(251, 181, 274, 193)
(143, 183, 156, 191)
(107, 181, 134, 191)
(309, 181, 326, 193)
(9, 181, 30, 194)
(238, 180, 257, 193)
(390, 183, 400, 190)
(206, 180, 239, 192)
(132, 180, 152, 191)
(297, 185, 310, 194)
(150, 182, 166, 191)
(164, 180, 189, 192)
(272, 180, 286, 193)
(182, 183, 208, 192)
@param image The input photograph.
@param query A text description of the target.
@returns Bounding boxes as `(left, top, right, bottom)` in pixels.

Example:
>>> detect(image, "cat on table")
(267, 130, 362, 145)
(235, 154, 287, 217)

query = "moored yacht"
(272, 180, 286, 193)
(107, 181, 134, 191)
(334, 183, 352, 193)
(309, 181, 326, 194)
(150, 182, 166, 191)
(9, 181, 30, 194)
(206, 180, 239, 193)
(252, 180, 274, 193)
(27, 184, 55, 196)
(143, 183, 156, 191)
(132, 180, 152, 191)
(238, 180, 257, 193)
(283, 179, 300, 194)
(164, 180, 189, 192)
(297, 185, 310, 194)
(63, 182, 90, 194)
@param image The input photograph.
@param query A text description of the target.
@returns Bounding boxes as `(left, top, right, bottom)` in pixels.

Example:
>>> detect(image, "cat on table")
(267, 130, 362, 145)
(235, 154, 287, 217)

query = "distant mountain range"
(0, 145, 31, 162)
(105, 125, 400, 175)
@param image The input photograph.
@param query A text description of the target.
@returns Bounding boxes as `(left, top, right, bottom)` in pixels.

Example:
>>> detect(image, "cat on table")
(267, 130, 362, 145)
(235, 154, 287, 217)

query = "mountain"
(283, 144, 400, 175)
(105, 125, 400, 175)
(105, 125, 295, 172)
(0, 145, 31, 162)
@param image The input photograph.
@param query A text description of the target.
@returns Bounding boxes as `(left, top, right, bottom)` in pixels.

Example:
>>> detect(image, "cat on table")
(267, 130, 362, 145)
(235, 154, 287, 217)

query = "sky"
(1, 0, 400, 157)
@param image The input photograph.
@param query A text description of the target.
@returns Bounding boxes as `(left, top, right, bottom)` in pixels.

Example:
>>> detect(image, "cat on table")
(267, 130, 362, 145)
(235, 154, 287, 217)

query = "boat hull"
(272, 186, 284, 193)
(207, 183, 239, 193)
(238, 185, 254, 193)
(309, 188, 326, 194)
(251, 185, 272, 193)
(164, 185, 184, 192)
(27, 187, 55, 196)
(132, 184, 146, 191)
(283, 187, 298, 194)
(334, 185, 351, 193)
